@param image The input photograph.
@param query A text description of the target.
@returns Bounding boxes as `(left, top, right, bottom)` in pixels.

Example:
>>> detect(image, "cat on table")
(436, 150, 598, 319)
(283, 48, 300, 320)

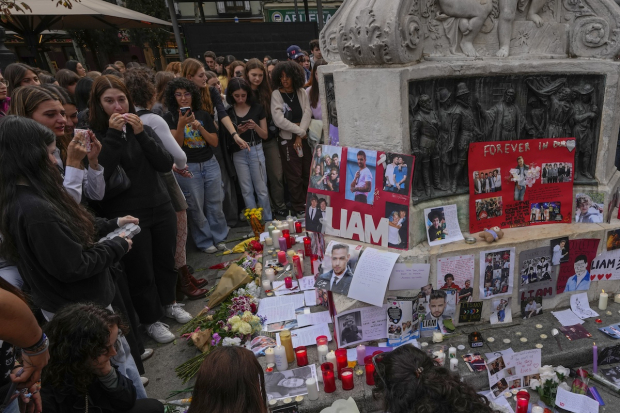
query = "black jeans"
(120, 202, 177, 325)
(354, 194, 368, 203)
(126, 399, 165, 413)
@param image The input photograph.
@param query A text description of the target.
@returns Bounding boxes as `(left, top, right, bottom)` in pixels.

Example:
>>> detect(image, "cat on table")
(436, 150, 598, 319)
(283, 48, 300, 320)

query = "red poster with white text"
(306, 145, 414, 249)
(468, 138, 575, 234)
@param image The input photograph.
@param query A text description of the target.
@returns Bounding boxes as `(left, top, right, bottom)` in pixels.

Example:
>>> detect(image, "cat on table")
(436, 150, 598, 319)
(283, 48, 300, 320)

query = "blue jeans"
(176, 158, 228, 250)
(514, 185, 525, 201)
(233, 144, 273, 221)
(0, 265, 23, 289)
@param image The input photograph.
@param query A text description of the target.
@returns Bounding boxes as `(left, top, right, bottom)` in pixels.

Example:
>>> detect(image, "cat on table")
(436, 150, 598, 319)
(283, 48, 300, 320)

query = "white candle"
(450, 358, 458, 371)
(265, 268, 276, 281)
(599, 290, 609, 310)
(274, 345, 288, 371)
(272, 230, 281, 244)
(326, 350, 336, 368)
(615, 293, 620, 304)
(262, 279, 271, 291)
(448, 346, 456, 359)
(317, 344, 329, 364)
(432, 331, 444, 343)
(306, 378, 319, 400)
(287, 218, 295, 232)
(265, 347, 275, 365)
(265, 237, 273, 246)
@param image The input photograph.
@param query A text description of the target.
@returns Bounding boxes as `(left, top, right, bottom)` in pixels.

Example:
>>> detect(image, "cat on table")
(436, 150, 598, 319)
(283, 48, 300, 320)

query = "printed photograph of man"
(426, 208, 448, 243)
(440, 273, 460, 290)
(384, 154, 413, 196)
(314, 244, 354, 296)
(346, 148, 376, 204)
(472, 169, 500, 194)
(305, 194, 322, 232)
(521, 296, 543, 319)
(512, 156, 528, 201)
(551, 237, 569, 265)
(458, 280, 473, 303)
(339, 312, 362, 345)
(386, 203, 409, 249)
(564, 254, 591, 292)
(425, 290, 447, 321)
(575, 193, 604, 223)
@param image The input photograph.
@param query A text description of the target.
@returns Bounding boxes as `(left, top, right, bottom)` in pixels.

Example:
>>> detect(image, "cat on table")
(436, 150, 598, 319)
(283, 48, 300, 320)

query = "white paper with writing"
(388, 263, 430, 290)
(555, 387, 599, 413)
(303, 290, 317, 306)
(510, 349, 541, 376)
(347, 248, 400, 307)
(551, 309, 585, 326)
(272, 280, 300, 296)
(297, 312, 332, 327)
(299, 276, 317, 291)
(590, 249, 620, 281)
(257, 304, 296, 324)
(437, 255, 475, 290)
(570, 292, 599, 319)
(334, 305, 389, 348)
(424, 204, 464, 246)
(259, 294, 306, 310)
(276, 323, 332, 348)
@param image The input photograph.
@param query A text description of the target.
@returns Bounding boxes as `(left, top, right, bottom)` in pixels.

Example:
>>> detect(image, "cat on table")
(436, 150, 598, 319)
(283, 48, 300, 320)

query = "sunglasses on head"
(267, 59, 279, 65)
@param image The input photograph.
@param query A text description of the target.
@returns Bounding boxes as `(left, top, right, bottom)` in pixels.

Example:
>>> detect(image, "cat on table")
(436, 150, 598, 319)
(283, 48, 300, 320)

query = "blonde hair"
(181, 58, 213, 115)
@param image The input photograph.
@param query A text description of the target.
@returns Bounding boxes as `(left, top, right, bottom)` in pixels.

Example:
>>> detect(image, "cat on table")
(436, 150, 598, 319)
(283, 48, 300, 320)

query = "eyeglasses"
(266, 59, 279, 66)
(174, 92, 191, 98)
(0, 79, 7, 85)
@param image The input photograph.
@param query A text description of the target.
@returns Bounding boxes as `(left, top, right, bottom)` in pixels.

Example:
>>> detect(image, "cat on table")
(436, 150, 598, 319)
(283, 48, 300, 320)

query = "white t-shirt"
(355, 167, 373, 196)
(385, 164, 395, 186)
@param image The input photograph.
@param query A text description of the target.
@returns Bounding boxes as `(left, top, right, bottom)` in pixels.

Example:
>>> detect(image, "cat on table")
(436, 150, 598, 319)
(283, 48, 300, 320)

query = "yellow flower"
(228, 315, 240, 324)
(239, 322, 252, 335)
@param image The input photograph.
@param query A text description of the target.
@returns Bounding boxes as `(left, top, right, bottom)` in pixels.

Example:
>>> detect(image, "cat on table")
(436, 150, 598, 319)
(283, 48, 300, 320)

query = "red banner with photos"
(468, 138, 575, 234)
(306, 145, 414, 249)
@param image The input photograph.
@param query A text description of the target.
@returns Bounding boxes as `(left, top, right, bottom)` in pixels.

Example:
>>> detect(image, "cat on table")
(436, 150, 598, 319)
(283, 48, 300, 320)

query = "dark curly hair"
(373, 344, 496, 413)
(165, 77, 202, 113)
(270, 61, 306, 91)
(123, 67, 156, 109)
(43, 303, 128, 394)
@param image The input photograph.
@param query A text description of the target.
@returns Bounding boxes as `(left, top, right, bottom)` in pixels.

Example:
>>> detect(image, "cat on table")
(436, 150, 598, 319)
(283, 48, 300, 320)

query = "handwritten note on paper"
(570, 292, 599, 319)
(297, 312, 332, 327)
(590, 249, 620, 281)
(299, 276, 316, 291)
(347, 248, 400, 307)
(555, 387, 599, 413)
(303, 290, 317, 306)
(257, 304, 296, 324)
(511, 349, 541, 376)
(388, 263, 430, 290)
(260, 294, 306, 310)
(437, 255, 475, 290)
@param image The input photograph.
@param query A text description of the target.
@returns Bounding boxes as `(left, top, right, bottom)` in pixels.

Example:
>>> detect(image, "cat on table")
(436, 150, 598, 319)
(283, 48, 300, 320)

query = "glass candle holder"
(304, 237, 312, 257)
(321, 362, 336, 393)
(295, 346, 308, 367)
(335, 349, 348, 380)
(515, 390, 530, 413)
(341, 368, 354, 390)
(364, 355, 375, 385)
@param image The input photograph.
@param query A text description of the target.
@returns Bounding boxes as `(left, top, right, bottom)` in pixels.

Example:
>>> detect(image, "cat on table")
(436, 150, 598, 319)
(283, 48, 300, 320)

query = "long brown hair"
(187, 346, 267, 413)
(307, 58, 327, 108)
(180, 58, 214, 114)
(88, 75, 137, 131)
(244, 58, 272, 116)
(155, 71, 175, 105)
(5, 63, 37, 96)
(165, 61, 181, 76)
(9, 85, 69, 163)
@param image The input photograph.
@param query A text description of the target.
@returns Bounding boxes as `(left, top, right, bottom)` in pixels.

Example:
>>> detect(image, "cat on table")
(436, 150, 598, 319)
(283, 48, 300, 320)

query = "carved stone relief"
(319, 0, 620, 65)
(408, 74, 604, 202)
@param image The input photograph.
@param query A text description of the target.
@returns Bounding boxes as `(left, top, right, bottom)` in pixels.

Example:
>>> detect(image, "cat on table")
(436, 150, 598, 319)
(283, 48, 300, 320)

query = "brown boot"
(176, 266, 207, 301)
(186, 267, 208, 288)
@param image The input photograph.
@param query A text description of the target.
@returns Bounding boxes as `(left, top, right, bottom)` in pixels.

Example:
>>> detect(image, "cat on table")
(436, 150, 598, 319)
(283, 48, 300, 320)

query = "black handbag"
(104, 165, 131, 200)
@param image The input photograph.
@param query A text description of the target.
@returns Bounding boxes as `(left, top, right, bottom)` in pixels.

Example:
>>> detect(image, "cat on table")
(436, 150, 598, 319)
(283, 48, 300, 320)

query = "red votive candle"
(321, 363, 336, 393)
(364, 355, 375, 385)
(295, 346, 308, 366)
(287, 234, 294, 248)
(304, 237, 312, 257)
(285, 277, 293, 289)
(295, 221, 302, 233)
(515, 390, 530, 413)
(282, 229, 290, 237)
(278, 250, 288, 265)
(283, 233, 291, 249)
(335, 348, 348, 379)
(341, 368, 354, 390)
(293, 255, 303, 279)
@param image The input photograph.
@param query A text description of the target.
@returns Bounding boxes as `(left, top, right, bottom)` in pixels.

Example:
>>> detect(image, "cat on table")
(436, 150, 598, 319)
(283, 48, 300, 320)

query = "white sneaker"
(203, 246, 218, 254)
(140, 377, 149, 387)
(216, 242, 226, 251)
(146, 321, 175, 343)
(141, 348, 154, 361)
(165, 303, 193, 324)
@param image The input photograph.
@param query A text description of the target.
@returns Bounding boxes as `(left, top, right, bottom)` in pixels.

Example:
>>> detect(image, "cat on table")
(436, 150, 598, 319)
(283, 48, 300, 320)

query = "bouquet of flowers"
(509, 165, 541, 188)
(529, 365, 571, 407)
(244, 208, 265, 239)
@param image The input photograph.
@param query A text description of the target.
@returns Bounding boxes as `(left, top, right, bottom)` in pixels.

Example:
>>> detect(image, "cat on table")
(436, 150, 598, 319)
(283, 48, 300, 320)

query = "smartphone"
(74, 128, 91, 152)
(239, 120, 250, 125)
(180, 107, 192, 116)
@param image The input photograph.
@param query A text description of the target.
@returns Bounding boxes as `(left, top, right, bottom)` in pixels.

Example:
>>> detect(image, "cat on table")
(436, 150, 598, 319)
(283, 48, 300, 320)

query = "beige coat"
(271, 88, 312, 140)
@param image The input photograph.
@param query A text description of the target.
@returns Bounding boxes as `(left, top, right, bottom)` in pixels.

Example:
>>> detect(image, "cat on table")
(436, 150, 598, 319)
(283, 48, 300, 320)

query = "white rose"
(239, 322, 252, 335)
(540, 372, 558, 384)
(539, 365, 554, 376)
(222, 337, 241, 346)
(559, 382, 571, 391)
(529, 378, 541, 389)
(555, 366, 570, 378)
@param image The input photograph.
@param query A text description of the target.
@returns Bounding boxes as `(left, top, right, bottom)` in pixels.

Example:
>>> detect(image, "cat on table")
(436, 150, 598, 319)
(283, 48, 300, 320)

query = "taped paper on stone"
(556, 238, 600, 294)
(519, 246, 556, 303)
(479, 247, 515, 299)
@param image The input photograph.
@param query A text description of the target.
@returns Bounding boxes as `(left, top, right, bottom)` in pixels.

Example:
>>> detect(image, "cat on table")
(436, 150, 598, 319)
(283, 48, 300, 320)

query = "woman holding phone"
(163, 78, 228, 254)
(91, 75, 190, 344)
(226, 78, 272, 221)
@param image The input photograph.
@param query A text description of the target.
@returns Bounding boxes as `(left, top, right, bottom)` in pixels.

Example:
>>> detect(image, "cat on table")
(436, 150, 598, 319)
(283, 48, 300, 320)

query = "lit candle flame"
(602, 289, 605, 293)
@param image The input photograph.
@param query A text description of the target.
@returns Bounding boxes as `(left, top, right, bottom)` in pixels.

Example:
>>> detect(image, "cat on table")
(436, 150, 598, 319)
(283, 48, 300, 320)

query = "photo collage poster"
(518, 247, 557, 309)
(479, 247, 515, 300)
(468, 138, 575, 234)
(386, 296, 420, 347)
(306, 145, 414, 249)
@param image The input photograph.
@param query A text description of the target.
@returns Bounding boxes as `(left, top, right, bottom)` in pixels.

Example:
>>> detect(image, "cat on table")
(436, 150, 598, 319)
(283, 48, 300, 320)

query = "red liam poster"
(556, 238, 601, 294)
(468, 138, 575, 234)
(306, 145, 414, 249)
